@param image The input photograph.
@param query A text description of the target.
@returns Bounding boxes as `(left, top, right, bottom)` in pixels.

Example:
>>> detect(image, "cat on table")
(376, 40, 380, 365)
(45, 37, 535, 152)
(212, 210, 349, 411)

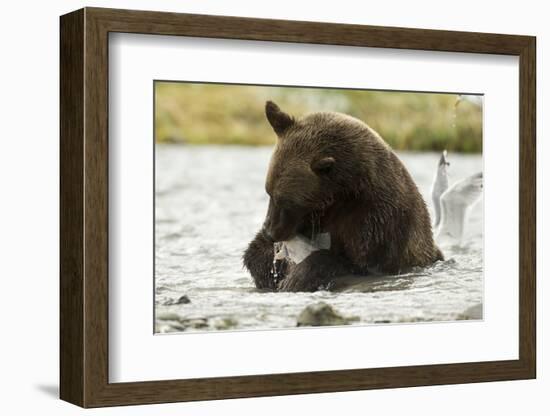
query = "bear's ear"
(311, 157, 336, 175)
(265, 100, 294, 136)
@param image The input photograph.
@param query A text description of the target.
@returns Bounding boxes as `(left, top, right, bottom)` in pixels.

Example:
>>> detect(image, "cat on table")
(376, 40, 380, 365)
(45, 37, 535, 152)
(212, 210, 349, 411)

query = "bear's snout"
(263, 199, 304, 242)
(261, 227, 275, 243)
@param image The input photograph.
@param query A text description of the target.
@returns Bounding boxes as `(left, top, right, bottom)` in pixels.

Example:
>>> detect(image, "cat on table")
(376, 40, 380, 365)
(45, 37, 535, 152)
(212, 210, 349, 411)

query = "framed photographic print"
(60, 7, 536, 408)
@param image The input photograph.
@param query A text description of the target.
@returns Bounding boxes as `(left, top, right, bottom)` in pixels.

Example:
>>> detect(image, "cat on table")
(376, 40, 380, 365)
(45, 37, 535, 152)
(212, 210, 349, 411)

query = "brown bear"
(243, 101, 443, 292)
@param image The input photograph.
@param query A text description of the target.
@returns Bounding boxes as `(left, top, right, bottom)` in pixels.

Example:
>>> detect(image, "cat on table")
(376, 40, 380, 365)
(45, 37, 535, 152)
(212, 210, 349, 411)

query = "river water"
(155, 145, 483, 333)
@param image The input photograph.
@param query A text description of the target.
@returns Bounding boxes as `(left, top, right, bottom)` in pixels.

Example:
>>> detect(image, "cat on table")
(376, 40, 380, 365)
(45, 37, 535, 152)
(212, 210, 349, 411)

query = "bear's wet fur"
(243, 101, 443, 292)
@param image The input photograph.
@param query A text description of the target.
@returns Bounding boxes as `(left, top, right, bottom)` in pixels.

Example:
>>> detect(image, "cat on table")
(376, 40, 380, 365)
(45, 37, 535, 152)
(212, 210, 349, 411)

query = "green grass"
(155, 82, 482, 153)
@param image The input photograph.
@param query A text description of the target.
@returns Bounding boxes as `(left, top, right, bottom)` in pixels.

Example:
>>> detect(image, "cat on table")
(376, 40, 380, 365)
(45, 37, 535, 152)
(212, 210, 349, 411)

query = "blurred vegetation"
(155, 82, 482, 153)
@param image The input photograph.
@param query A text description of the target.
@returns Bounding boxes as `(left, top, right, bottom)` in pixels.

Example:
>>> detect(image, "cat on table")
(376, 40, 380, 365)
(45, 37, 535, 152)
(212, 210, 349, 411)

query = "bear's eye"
(311, 157, 336, 175)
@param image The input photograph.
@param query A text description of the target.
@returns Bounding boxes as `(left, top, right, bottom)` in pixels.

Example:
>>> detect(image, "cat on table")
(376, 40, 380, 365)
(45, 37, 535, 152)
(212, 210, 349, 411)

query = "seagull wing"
(436, 172, 483, 246)
(431, 150, 449, 227)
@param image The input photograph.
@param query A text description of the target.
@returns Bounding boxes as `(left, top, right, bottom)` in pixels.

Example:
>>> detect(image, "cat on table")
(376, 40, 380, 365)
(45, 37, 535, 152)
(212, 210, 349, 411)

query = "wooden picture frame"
(60, 7, 536, 408)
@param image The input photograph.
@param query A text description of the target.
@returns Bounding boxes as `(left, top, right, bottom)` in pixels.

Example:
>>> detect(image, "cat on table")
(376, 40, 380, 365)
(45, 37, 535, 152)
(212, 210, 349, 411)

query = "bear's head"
(261, 100, 374, 242)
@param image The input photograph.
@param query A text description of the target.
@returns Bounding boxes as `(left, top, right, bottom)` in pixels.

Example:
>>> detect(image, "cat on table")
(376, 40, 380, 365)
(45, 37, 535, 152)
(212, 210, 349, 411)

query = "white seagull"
(431, 151, 483, 247)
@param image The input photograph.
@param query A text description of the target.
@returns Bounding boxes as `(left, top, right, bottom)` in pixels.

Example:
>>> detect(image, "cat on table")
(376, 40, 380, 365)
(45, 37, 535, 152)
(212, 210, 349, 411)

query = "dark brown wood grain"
(59, 8, 84, 406)
(518, 38, 537, 374)
(60, 7, 537, 408)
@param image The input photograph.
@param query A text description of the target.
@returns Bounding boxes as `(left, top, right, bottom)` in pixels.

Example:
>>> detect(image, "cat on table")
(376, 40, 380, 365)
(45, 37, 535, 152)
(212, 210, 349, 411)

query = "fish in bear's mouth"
(272, 210, 329, 263)
(273, 232, 331, 265)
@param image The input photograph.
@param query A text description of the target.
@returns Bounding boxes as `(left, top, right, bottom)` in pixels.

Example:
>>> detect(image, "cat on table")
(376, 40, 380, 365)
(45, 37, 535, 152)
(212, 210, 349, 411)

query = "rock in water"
(213, 317, 238, 330)
(459, 303, 483, 320)
(156, 311, 181, 321)
(185, 318, 208, 329)
(155, 312, 208, 331)
(176, 295, 191, 304)
(297, 302, 357, 327)
(162, 295, 191, 305)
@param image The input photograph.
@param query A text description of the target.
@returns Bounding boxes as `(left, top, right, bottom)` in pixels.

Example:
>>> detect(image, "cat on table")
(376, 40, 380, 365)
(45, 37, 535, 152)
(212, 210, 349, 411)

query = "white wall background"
(0, 0, 545, 414)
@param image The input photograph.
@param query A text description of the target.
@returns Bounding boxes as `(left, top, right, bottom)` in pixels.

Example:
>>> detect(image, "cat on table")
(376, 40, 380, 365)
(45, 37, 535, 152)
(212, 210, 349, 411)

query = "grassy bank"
(155, 82, 482, 153)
